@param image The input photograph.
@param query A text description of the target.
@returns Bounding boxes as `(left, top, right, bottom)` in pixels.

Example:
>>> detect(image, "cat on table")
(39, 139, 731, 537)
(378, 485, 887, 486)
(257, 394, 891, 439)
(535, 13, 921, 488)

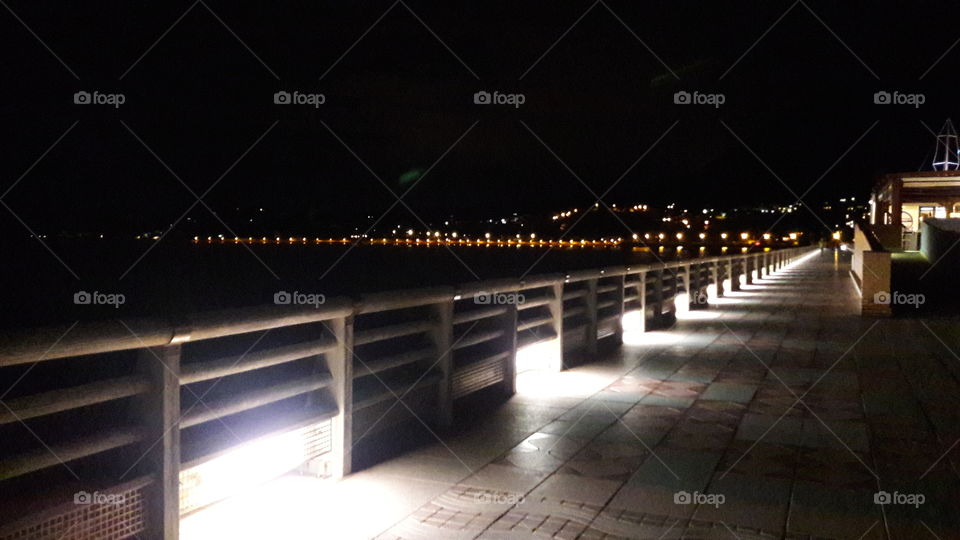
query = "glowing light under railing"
(179, 424, 324, 516)
(675, 292, 690, 315)
(621, 310, 646, 334)
(181, 472, 415, 540)
(623, 329, 683, 346)
(677, 309, 720, 320)
(515, 338, 561, 373)
(516, 369, 610, 397)
(710, 295, 744, 305)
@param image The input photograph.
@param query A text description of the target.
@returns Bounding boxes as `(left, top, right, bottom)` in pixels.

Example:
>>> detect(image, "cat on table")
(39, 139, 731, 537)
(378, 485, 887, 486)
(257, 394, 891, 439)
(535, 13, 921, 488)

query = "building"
(869, 170, 960, 249)
(854, 120, 960, 315)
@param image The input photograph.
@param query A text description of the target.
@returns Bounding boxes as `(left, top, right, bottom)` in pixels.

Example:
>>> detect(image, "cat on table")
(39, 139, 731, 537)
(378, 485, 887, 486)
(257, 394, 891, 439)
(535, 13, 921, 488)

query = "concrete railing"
(0, 246, 812, 539)
(852, 223, 893, 316)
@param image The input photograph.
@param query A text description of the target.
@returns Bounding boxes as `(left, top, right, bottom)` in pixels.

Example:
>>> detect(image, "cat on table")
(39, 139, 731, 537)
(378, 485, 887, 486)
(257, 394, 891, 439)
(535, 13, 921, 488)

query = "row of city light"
(190, 235, 627, 247)
(187, 231, 803, 246)
(187, 236, 788, 254)
(551, 208, 580, 220)
(635, 231, 801, 241)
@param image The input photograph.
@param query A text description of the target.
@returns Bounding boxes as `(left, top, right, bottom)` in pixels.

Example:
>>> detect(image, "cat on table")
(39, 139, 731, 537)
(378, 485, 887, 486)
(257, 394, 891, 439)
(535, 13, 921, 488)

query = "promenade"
(183, 251, 960, 539)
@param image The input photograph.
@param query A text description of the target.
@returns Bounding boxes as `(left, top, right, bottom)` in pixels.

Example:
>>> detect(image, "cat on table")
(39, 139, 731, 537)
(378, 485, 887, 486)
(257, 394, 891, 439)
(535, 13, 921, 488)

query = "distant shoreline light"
(176, 232, 805, 250)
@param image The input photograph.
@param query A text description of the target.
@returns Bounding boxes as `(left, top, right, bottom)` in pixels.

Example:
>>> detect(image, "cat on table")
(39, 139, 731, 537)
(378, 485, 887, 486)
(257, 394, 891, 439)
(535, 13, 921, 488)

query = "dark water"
(1, 238, 735, 329)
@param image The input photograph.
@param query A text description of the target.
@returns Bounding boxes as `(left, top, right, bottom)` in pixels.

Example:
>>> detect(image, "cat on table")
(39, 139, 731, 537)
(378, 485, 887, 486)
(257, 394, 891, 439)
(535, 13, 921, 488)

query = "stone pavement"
(183, 251, 960, 539)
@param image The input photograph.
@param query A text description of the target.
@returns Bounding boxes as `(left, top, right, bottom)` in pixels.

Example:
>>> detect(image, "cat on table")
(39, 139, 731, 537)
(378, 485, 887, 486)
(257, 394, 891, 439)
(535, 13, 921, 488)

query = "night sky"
(2, 1, 959, 233)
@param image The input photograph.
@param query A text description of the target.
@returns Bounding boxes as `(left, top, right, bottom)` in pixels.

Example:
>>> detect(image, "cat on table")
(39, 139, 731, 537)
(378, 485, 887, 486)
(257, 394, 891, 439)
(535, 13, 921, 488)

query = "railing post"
(500, 301, 518, 396)
(549, 282, 565, 369)
(636, 270, 648, 332)
(613, 275, 625, 345)
(728, 258, 740, 292)
(745, 256, 753, 285)
(430, 300, 455, 427)
(690, 263, 706, 310)
(138, 344, 181, 540)
(325, 316, 353, 478)
(653, 269, 665, 320)
(713, 260, 724, 297)
(584, 278, 599, 356)
(759, 253, 765, 278)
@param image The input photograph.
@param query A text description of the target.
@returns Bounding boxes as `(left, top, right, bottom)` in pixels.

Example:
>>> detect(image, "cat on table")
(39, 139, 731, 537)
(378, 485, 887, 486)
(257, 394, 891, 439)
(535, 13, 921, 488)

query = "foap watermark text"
(874, 490, 924, 508)
(474, 291, 525, 305)
(474, 491, 525, 505)
(274, 90, 326, 108)
(75, 491, 125, 506)
(74, 291, 125, 309)
(74, 91, 125, 108)
(274, 290, 326, 308)
(674, 90, 725, 108)
(474, 90, 525, 108)
(873, 91, 924, 107)
(674, 490, 725, 508)
(873, 290, 924, 309)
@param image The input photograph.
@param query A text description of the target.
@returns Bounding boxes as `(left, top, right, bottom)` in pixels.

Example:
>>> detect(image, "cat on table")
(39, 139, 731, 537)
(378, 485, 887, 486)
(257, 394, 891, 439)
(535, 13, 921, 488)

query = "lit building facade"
(869, 170, 960, 247)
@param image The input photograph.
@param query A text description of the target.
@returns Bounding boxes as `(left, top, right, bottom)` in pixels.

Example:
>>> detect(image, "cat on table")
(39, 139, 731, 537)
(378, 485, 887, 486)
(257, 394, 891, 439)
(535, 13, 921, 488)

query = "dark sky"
(2, 1, 959, 233)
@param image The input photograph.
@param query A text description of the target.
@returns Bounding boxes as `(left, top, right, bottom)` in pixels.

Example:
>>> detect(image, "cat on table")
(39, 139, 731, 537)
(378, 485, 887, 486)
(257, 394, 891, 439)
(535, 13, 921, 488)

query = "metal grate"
(0, 483, 148, 540)
(452, 355, 506, 399)
(303, 420, 333, 460)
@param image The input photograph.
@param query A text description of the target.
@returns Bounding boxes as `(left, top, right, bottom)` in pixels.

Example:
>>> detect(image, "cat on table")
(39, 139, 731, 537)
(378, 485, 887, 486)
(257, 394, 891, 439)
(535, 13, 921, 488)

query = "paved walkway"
(183, 251, 960, 539)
